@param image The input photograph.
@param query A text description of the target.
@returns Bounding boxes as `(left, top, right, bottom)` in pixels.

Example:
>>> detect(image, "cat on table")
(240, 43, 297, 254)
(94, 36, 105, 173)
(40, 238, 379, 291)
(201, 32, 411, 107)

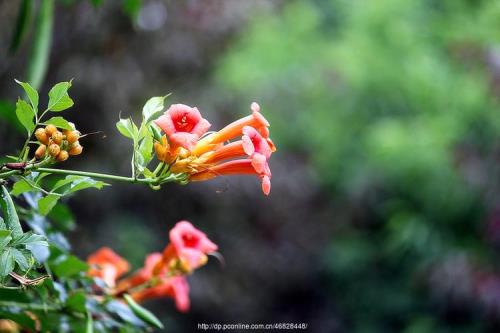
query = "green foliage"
(217, 0, 500, 331)
(0, 82, 167, 332)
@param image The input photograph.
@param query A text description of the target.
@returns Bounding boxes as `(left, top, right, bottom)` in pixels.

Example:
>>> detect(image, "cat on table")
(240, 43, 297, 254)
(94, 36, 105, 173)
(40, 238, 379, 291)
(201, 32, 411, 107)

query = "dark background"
(1, 1, 500, 332)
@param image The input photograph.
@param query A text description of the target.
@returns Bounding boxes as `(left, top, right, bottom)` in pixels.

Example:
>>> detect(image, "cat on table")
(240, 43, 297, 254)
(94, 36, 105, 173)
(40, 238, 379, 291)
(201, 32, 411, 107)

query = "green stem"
(36, 167, 158, 184)
(0, 300, 61, 311)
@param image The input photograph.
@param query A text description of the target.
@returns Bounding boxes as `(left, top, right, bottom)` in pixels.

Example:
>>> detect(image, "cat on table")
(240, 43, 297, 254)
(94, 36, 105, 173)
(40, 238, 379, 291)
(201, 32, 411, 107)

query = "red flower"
(130, 276, 190, 312)
(154, 104, 211, 151)
(87, 247, 130, 288)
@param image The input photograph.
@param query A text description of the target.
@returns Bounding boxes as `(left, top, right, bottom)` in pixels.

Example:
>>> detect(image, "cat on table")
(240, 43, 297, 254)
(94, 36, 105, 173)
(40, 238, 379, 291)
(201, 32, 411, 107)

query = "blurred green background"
(1, 0, 500, 332)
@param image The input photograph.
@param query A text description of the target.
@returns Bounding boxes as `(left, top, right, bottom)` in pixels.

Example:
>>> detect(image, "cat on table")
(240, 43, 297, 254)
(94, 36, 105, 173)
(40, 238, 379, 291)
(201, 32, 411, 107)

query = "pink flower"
(165, 221, 218, 271)
(130, 276, 190, 313)
(154, 104, 211, 151)
(242, 126, 273, 173)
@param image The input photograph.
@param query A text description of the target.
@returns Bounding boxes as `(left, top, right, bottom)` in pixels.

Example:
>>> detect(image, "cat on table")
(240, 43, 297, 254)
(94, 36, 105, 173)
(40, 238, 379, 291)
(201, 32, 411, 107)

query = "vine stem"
(36, 167, 161, 184)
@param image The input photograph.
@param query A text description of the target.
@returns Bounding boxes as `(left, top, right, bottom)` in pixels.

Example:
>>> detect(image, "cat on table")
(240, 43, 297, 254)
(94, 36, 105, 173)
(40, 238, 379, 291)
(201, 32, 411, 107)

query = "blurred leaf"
(47, 81, 74, 111)
(122, 0, 142, 20)
(51, 255, 88, 278)
(15, 79, 39, 112)
(52, 175, 106, 195)
(27, 0, 53, 89)
(10, 0, 34, 53)
(43, 116, 73, 130)
(38, 193, 60, 216)
(124, 294, 163, 329)
(15, 99, 35, 133)
(1, 185, 24, 238)
(0, 100, 22, 131)
(66, 291, 87, 313)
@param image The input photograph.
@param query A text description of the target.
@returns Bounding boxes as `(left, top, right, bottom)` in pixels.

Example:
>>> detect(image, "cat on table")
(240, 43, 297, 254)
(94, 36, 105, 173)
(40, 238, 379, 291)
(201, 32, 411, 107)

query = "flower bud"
(56, 150, 69, 162)
(35, 145, 46, 159)
(51, 131, 64, 145)
(64, 130, 80, 144)
(48, 143, 61, 157)
(35, 128, 49, 145)
(45, 124, 57, 136)
(68, 143, 83, 156)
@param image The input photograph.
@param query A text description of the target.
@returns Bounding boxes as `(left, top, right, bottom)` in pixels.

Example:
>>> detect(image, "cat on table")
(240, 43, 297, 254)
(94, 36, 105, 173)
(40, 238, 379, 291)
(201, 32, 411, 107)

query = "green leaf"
(138, 131, 153, 167)
(0, 100, 23, 132)
(48, 81, 74, 111)
(0, 217, 5, 229)
(124, 294, 163, 329)
(11, 231, 48, 248)
(0, 230, 12, 251)
(122, 0, 143, 20)
(43, 116, 73, 130)
(15, 98, 35, 132)
(0, 185, 24, 238)
(66, 291, 86, 313)
(9, 0, 34, 53)
(15, 79, 38, 112)
(27, 0, 53, 90)
(52, 176, 106, 195)
(0, 248, 15, 276)
(149, 123, 162, 142)
(38, 193, 60, 216)
(11, 179, 35, 196)
(51, 255, 88, 278)
(11, 248, 30, 271)
(142, 96, 167, 123)
(86, 310, 94, 333)
(116, 117, 139, 140)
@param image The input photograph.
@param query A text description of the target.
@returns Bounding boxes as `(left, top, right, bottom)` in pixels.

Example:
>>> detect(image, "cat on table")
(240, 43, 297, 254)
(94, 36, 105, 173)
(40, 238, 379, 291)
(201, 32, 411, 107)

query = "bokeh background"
(1, 0, 500, 332)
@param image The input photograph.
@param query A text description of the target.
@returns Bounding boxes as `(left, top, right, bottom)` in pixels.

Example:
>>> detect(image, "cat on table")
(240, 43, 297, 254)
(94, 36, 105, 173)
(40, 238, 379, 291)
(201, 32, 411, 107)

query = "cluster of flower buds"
(153, 102, 276, 195)
(87, 221, 217, 312)
(34, 124, 83, 162)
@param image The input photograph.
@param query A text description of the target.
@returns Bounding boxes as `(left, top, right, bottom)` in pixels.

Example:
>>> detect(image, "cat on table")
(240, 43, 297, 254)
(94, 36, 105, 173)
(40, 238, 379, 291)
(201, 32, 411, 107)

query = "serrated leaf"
(142, 96, 166, 123)
(11, 248, 30, 271)
(38, 194, 59, 215)
(1, 185, 24, 238)
(116, 118, 138, 140)
(15, 79, 38, 112)
(48, 81, 74, 111)
(11, 231, 48, 248)
(43, 116, 72, 130)
(0, 248, 15, 276)
(15, 98, 35, 132)
(11, 179, 35, 196)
